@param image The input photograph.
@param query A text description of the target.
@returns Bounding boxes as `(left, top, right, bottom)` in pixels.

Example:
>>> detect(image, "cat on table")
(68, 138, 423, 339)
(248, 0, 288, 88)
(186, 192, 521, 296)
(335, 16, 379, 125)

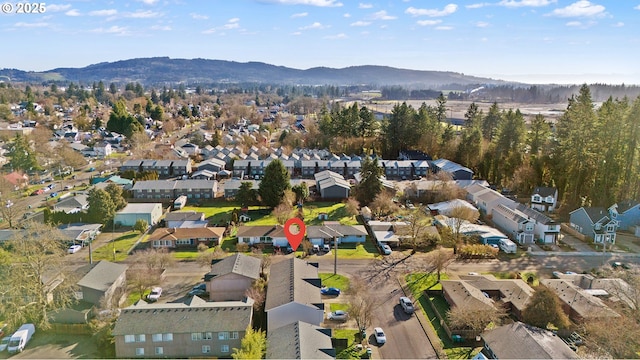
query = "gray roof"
(265, 258, 322, 311)
(318, 176, 350, 190)
(432, 158, 473, 174)
(207, 253, 261, 280)
(131, 180, 176, 191)
(77, 260, 128, 292)
(516, 204, 556, 225)
(132, 179, 217, 191)
(532, 186, 557, 197)
(164, 211, 205, 222)
(306, 224, 367, 239)
(117, 203, 162, 214)
(583, 207, 610, 224)
(53, 194, 89, 211)
(266, 321, 334, 359)
(482, 322, 579, 359)
(112, 297, 254, 335)
(540, 279, 620, 319)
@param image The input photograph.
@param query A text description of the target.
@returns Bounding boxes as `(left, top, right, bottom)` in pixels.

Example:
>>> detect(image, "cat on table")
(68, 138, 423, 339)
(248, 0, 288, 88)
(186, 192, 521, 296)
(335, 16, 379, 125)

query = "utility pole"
(333, 236, 338, 275)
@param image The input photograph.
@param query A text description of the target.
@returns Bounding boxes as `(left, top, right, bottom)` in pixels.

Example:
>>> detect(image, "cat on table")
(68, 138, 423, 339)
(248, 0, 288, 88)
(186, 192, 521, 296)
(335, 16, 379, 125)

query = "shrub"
(236, 242, 249, 252)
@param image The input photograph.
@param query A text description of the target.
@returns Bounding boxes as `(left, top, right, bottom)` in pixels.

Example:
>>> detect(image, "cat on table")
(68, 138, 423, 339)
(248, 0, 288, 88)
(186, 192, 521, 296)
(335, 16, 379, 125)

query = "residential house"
(2, 171, 29, 189)
(452, 275, 534, 320)
(236, 226, 278, 246)
(114, 203, 163, 227)
(474, 189, 517, 217)
(314, 170, 350, 199)
(164, 211, 208, 228)
(306, 223, 368, 245)
(465, 183, 493, 204)
(196, 158, 226, 173)
(540, 279, 620, 322)
(516, 204, 560, 244)
(266, 321, 335, 359)
(121, 159, 144, 173)
(265, 258, 324, 331)
(530, 186, 558, 212)
(427, 199, 479, 217)
(77, 260, 128, 307)
(190, 169, 217, 180)
(431, 158, 474, 180)
(149, 227, 225, 249)
(170, 159, 192, 177)
(569, 206, 618, 244)
(58, 223, 103, 246)
(131, 180, 218, 202)
(52, 193, 89, 214)
(94, 142, 113, 157)
(181, 143, 200, 156)
(433, 216, 508, 246)
(491, 203, 535, 244)
(609, 200, 640, 232)
(204, 253, 261, 301)
(112, 296, 254, 358)
(481, 322, 579, 359)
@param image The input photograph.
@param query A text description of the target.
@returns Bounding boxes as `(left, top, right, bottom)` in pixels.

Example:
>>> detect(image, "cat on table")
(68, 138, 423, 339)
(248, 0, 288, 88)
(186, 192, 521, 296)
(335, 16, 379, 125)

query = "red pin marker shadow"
(284, 218, 306, 251)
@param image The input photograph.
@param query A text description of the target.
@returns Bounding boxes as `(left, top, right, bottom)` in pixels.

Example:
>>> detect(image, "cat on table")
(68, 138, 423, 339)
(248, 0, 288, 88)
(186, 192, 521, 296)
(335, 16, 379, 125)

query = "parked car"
(31, 189, 44, 196)
(327, 310, 348, 321)
(47, 183, 56, 190)
(323, 244, 331, 252)
(147, 287, 162, 302)
(49, 192, 58, 198)
(188, 283, 207, 296)
(67, 244, 82, 254)
(312, 244, 320, 253)
(374, 327, 386, 344)
(321, 287, 341, 296)
(382, 244, 392, 255)
(64, 185, 74, 190)
(0, 336, 10, 352)
(399, 296, 414, 314)
(612, 261, 631, 270)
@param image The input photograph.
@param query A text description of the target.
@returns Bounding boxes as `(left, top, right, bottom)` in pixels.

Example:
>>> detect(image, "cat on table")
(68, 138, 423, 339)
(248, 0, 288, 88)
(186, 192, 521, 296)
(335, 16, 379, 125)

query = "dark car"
(321, 287, 341, 296)
(612, 261, 631, 270)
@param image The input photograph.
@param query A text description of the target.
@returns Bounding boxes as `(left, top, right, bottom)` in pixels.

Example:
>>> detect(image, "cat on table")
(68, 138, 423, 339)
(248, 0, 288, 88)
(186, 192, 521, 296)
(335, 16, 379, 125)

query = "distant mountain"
(0, 57, 511, 88)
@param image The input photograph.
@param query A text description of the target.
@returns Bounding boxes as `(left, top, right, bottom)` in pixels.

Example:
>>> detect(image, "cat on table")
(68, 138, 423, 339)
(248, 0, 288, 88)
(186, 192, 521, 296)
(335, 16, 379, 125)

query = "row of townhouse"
(130, 180, 217, 201)
(121, 159, 192, 178)
(466, 184, 560, 244)
(236, 223, 367, 247)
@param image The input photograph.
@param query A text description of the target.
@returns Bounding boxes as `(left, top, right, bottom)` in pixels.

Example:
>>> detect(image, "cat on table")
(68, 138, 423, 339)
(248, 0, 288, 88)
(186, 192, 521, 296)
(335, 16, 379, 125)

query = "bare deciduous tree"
(348, 276, 376, 332)
(272, 203, 292, 225)
(449, 205, 480, 254)
(369, 192, 399, 218)
(447, 306, 506, 336)
(397, 208, 434, 252)
(427, 246, 454, 281)
(196, 246, 226, 268)
(344, 197, 360, 218)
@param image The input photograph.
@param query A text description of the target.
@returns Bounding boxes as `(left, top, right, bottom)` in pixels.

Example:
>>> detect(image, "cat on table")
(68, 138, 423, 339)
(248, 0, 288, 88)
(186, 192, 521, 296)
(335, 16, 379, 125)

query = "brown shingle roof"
(148, 227, 225, 241)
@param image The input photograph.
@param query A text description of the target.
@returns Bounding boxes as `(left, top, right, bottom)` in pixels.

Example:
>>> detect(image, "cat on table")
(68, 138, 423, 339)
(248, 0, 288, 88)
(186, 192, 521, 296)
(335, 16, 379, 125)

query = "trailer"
(8, 323, 35, 353)
(173, 195, 187, 210)
(498, 238, 517, 254)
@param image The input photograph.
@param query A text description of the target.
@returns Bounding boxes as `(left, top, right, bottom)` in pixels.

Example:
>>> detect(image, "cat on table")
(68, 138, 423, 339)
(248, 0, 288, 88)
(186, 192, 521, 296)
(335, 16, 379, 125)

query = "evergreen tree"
(8, 133, 39, 172)
(356, 156, 382, 205)
(87, 188, 116, 224)
(259, 159, 291, 208)
(107, 100, 144, 138)
(236, 182, 259, 208)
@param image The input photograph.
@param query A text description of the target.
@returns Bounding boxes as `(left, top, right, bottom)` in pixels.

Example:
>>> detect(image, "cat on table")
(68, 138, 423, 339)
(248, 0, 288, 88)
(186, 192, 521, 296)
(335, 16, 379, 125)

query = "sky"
(1, 0, 639, 85)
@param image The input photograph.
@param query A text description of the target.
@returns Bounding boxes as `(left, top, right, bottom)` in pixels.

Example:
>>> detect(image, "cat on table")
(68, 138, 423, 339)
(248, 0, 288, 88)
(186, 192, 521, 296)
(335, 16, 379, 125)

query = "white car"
(147, 287, 163, 302)
(68, 244, 82, 254)
(0, 336, 10, 352)
(382, 245, 392, 255)
(374, 327, 386, 344)
(399, 296, 414, 315)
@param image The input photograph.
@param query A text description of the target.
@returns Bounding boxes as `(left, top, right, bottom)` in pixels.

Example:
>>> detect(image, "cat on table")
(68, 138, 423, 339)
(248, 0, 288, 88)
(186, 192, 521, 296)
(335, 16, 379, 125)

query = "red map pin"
(284, 218, 306, 251)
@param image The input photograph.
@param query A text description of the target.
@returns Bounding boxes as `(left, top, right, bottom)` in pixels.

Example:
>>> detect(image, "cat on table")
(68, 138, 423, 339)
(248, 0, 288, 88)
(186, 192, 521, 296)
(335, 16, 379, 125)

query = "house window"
(525, 224, 534, 231)
(203, 332, 213, 340)
(135, 348, 144, 356)
(136, 334, 146, 342)
(202, 345, 211, 354)
(152, 333, 162, 342)
(163, 333, 173, 342)
(231, 331, 239, 340)
(125, 335, 135, 343)
(192, 332, 203, 341)
(606, 225, 615, 232)
(221, 345, 230, 353)
(219, 332, 229, 340)
(155, 347, 163, 355)
(176, 239, 192, 245)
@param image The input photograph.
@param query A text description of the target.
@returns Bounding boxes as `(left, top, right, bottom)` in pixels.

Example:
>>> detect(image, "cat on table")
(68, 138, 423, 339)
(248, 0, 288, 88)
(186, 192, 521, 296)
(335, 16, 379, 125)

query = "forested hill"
(0, 57, 508, 88)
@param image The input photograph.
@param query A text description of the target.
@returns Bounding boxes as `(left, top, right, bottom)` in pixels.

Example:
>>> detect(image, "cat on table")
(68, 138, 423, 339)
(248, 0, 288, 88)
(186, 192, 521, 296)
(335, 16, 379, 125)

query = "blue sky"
(1, 0, 639, 84)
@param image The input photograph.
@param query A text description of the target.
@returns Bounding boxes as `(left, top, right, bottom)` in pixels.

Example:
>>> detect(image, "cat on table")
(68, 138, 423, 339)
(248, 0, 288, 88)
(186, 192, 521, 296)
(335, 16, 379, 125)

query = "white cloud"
(191, 13, 209, 20)
(498, 0, 556, 7)
(228, 18, 240, 23)
(370, 10, 397, 20)
(548, 0, 606, 17)
(405, 4, 458, 17)
(92, 26, 130, 35)
(350, 21, 371, 26)
(343, 13, 351, 17)
(475, 21, 490, 27)
(359, 3, 373, 9)
(90, 9, 118, 16)
(612, 21, 624, 27)
(202, 28, 216, 34)
(566, 21, 582, 26)
(481, 37, 488, 42)
(125, 10, 163, 18)
(65, 9, 80, 16)
(416, 19, 442, 26)
(324, 33, 347, 39)
(151, 25, 171, 31)
(46, 4, 71, 12)
(291, 31, 302, 35)
(14, 22, 50, 28)
(137, 0, 159, 4)
(466, 3, 491, 8)
(260, 0, 343, 7)
(299, 22, 326, 29)
(435, 26, 453, 30)
(291, 12, 308, 18)
(634, 5, 640, 10)
(223, 20, 240, 30)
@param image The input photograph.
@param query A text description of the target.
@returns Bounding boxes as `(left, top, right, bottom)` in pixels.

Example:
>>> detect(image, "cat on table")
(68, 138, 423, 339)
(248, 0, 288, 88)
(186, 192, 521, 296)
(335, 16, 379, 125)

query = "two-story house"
(530, 186, 558, 212)
(112, 296, 254, 358)
(569, 206, 619, 245)
(491, 203, 535, 244)
(609, 200, 640, 232)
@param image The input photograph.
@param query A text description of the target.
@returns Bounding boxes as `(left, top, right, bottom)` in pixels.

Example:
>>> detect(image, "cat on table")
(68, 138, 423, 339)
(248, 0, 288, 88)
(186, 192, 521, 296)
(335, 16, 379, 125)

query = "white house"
(530, 186, 558, 212)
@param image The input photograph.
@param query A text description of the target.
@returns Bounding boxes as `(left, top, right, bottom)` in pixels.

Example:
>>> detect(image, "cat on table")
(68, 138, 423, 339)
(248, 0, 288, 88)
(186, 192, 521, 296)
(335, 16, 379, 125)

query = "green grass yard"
(333, 329, 368, 359)
(90, 231, 140, 262)
(319, 273, 351, 291)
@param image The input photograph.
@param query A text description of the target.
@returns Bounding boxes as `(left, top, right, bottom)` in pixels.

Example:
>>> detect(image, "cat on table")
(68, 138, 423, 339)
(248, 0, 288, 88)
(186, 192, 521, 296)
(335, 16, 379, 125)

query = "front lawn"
(335, 242, 379, 259)
(406, 272, 448, 297)
(320, 273, 350, 291)
(330, 303, 350, 312)
(333, 329, 368, 359)
(91, 231, 140, 262)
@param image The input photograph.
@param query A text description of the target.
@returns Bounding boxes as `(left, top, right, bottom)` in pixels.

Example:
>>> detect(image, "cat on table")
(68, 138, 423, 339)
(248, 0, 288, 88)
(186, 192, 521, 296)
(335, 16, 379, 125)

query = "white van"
(498, 239, 517, 254)
(8, 323, 35, 353)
